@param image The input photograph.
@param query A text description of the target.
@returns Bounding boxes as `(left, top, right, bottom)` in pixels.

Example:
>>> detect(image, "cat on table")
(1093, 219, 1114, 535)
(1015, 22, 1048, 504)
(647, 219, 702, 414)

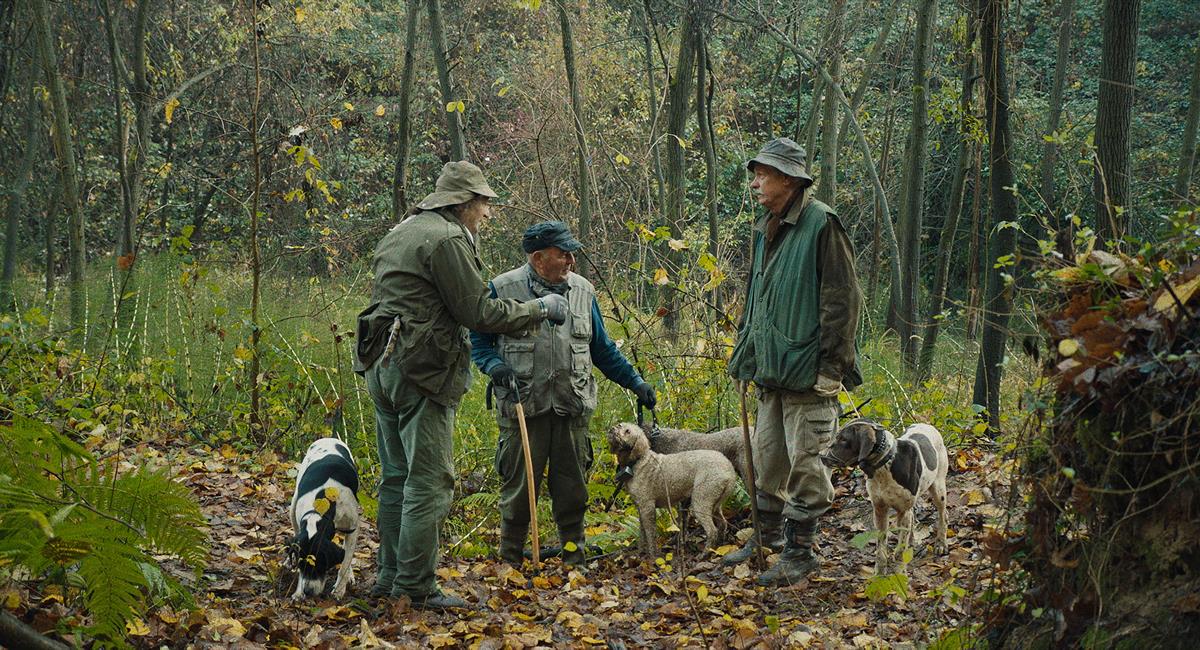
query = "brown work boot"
(722, 511, 785, 565)
(756, 518, 820, 586)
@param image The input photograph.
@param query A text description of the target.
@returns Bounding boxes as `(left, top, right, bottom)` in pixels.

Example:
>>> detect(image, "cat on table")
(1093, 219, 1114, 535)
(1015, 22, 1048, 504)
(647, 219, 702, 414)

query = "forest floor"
(20, 437, 1016, 649)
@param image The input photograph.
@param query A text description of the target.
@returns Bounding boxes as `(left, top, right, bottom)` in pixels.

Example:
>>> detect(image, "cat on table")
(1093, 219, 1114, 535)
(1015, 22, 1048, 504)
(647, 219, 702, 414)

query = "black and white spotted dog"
(821, 419, 948, 574)
(288, 438, 360, 600)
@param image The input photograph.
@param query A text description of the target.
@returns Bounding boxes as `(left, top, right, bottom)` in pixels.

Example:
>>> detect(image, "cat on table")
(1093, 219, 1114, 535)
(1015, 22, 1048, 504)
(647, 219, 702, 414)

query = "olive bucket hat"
(746, 137, 814, 186)
(416, 160, 499, 210)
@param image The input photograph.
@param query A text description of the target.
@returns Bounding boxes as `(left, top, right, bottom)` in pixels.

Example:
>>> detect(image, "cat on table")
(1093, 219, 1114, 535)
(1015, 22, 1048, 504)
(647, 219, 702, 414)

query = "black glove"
(633, 382, 657, 409)
(488, 363, 517, 391)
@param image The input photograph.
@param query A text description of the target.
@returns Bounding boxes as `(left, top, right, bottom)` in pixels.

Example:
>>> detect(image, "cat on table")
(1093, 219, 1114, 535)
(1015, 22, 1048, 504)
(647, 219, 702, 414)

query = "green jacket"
(728, 195, 863, 392)
(354, 209, 542, 407)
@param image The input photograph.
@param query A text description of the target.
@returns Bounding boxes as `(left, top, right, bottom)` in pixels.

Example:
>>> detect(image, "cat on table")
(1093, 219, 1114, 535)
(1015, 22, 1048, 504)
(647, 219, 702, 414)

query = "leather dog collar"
(859, 427, 896, 478)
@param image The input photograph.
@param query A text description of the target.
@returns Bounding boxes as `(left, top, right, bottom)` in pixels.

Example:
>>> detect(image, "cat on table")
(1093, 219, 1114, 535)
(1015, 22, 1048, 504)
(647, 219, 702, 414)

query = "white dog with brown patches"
(821, 419, 948, 574)
(607, 423, 737, 555)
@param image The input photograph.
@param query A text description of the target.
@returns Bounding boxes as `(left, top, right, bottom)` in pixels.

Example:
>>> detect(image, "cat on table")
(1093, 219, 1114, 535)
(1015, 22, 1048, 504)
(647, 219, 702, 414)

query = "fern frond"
(458, 491, 500, 511)
(71, 521, 148, 645)
(73, 471, 209, 569)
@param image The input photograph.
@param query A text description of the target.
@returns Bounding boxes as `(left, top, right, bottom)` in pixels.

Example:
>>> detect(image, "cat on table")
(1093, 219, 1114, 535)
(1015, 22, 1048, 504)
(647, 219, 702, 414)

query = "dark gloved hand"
(538, 293, 569, 325)
(633, 382, 657, 409)
(488, 363, 517, 391)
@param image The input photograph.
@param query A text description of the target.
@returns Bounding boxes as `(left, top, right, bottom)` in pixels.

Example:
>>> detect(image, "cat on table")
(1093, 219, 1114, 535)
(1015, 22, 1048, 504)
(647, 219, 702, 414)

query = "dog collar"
(859, 428, 896, 478)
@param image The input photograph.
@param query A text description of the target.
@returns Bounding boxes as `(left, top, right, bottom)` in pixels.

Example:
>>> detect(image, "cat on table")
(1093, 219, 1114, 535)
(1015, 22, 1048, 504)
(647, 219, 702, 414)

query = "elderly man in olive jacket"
(723, 138, 863, 586)
(354, 161, 568, 610)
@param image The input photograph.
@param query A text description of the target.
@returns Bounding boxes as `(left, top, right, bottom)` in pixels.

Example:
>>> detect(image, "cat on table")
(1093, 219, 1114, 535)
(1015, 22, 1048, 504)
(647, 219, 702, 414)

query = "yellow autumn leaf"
(324, 487, 340, 500)
(330, 117, 343, 130)
(498, 85, 511, 97)
(668, 238, 688, 251)
(1057, 338, 1079, 357)
(343, 101, 354, 111)
(653, 268, 669, 286)
(126, 618, 150, 636)
(295, 7, 307, 23)
(313, 497, 330, 515)
(965, 489, 986, 506)
(615, 152, 631, 165)
(696, 584, 709, 602)
(563, 541, 578, 552)
(446, 101, 456, 112)
(164, 97, 180, 124)
(374, 104, 386, 116)
(455, 100, 466, 112)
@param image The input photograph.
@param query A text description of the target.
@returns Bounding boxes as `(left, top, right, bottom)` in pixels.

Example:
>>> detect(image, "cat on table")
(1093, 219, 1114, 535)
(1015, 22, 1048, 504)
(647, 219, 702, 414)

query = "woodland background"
(1, 0, 1199, 647)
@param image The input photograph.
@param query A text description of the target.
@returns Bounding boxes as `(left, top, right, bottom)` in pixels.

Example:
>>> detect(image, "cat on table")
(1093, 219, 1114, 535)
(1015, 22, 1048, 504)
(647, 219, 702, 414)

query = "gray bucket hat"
(416, 160, 499, 210)
(746, 137, 814, 186)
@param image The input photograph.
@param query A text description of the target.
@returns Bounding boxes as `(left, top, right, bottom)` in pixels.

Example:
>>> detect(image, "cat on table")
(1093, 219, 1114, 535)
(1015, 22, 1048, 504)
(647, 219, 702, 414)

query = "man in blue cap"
(470, 220, 656, 566)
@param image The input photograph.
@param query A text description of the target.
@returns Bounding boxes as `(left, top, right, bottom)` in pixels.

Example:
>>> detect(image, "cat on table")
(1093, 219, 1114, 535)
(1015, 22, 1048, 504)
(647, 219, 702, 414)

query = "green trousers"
(366, 361, 455, 598)
(496, 412, 593, 546)
(752, 389, 839, 522)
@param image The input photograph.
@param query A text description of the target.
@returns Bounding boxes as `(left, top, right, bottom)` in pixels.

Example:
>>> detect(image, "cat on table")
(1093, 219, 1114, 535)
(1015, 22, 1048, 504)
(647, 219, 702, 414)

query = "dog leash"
(637, 403, 662, 440)
(840, 397, 872, 420)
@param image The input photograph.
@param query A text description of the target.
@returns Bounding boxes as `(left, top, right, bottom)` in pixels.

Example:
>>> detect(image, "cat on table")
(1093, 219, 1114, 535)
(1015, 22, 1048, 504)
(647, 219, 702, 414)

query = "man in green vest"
(354, 161, 570, 609)
(470, 221, 656, 566)
(723, 138, 863, 586)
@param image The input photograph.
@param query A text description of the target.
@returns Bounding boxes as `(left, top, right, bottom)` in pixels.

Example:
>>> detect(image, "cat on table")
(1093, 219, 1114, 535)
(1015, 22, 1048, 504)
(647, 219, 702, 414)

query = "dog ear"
(855, 424, 876, 465)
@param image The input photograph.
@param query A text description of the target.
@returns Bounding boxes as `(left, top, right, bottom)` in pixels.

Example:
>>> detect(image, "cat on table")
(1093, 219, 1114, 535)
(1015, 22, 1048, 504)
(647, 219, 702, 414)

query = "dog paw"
(331, 585, 347, 600)
(934, 542, 948, 555)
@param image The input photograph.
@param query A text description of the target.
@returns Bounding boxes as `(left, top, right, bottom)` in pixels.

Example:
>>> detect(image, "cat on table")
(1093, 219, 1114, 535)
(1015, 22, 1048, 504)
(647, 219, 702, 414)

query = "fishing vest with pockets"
(491, 266, 597, 422)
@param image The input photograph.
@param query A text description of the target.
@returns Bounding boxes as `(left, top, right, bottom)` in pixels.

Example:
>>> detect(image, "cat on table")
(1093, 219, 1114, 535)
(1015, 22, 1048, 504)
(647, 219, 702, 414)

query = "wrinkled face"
(457, 196, 493, 235)
(530, 246, 576, 284)
(821, 421, 878, 469)
(749, 164, 802, 216)
(289, 511, 345, 598)
(607, 423, 650, 466)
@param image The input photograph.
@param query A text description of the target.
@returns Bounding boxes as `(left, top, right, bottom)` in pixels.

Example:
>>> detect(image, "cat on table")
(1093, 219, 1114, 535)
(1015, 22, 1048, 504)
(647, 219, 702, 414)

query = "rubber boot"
(722, 510, 785, 565)
(756, 518, 820, 586)
(499, 521, 527, 566)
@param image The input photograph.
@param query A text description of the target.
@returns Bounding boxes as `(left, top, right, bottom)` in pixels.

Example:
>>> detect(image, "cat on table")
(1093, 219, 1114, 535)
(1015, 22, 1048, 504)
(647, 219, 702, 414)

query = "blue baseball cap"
(522, 221, 583, 253)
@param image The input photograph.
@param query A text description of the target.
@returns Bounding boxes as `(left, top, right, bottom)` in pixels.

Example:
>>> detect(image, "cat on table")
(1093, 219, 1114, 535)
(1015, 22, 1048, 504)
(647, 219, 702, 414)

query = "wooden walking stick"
(509, 377, 540, 567)
(739, 381, 766, 568)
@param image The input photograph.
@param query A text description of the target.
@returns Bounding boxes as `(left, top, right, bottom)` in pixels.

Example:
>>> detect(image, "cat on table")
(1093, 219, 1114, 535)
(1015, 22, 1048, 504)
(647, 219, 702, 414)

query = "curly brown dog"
(647, 425, 750, 491)
(607, 423, 737, 555)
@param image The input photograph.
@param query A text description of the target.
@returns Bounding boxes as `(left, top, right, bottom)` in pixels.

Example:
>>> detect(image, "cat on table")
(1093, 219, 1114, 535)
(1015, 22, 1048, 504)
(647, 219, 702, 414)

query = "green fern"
(0, 415, 209, 646)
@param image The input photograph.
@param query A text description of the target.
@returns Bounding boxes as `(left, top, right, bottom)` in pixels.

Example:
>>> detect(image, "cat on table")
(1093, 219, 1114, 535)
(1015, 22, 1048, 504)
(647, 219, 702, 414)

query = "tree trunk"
(972, 0, 1019, 430)
(31, 0, 86, 339)
(965, 143, 983, 338)
(427, 0, 465, 161)
(44, 195, 58, 302)
(802, 77, 823, 160)
(695, 35, 720, 309)
(892, 0, 937, 372)
(556, 0, 592, 276)
(247, 0, 264, 439)
(101, 0, 150, 361)
(661, 4, 698, 332)
(1174, 41, 1200, 205)
(816, 0, 846, 207)
(638, 0, 666, 212)
(918, 15, 977, 380)
(836, 0, 900, 151)
(1092, 0, 1142, 245)
(390, 0, 421, 219)
(2, 76, 38, 313)
(1039, 0, 1075, 235)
